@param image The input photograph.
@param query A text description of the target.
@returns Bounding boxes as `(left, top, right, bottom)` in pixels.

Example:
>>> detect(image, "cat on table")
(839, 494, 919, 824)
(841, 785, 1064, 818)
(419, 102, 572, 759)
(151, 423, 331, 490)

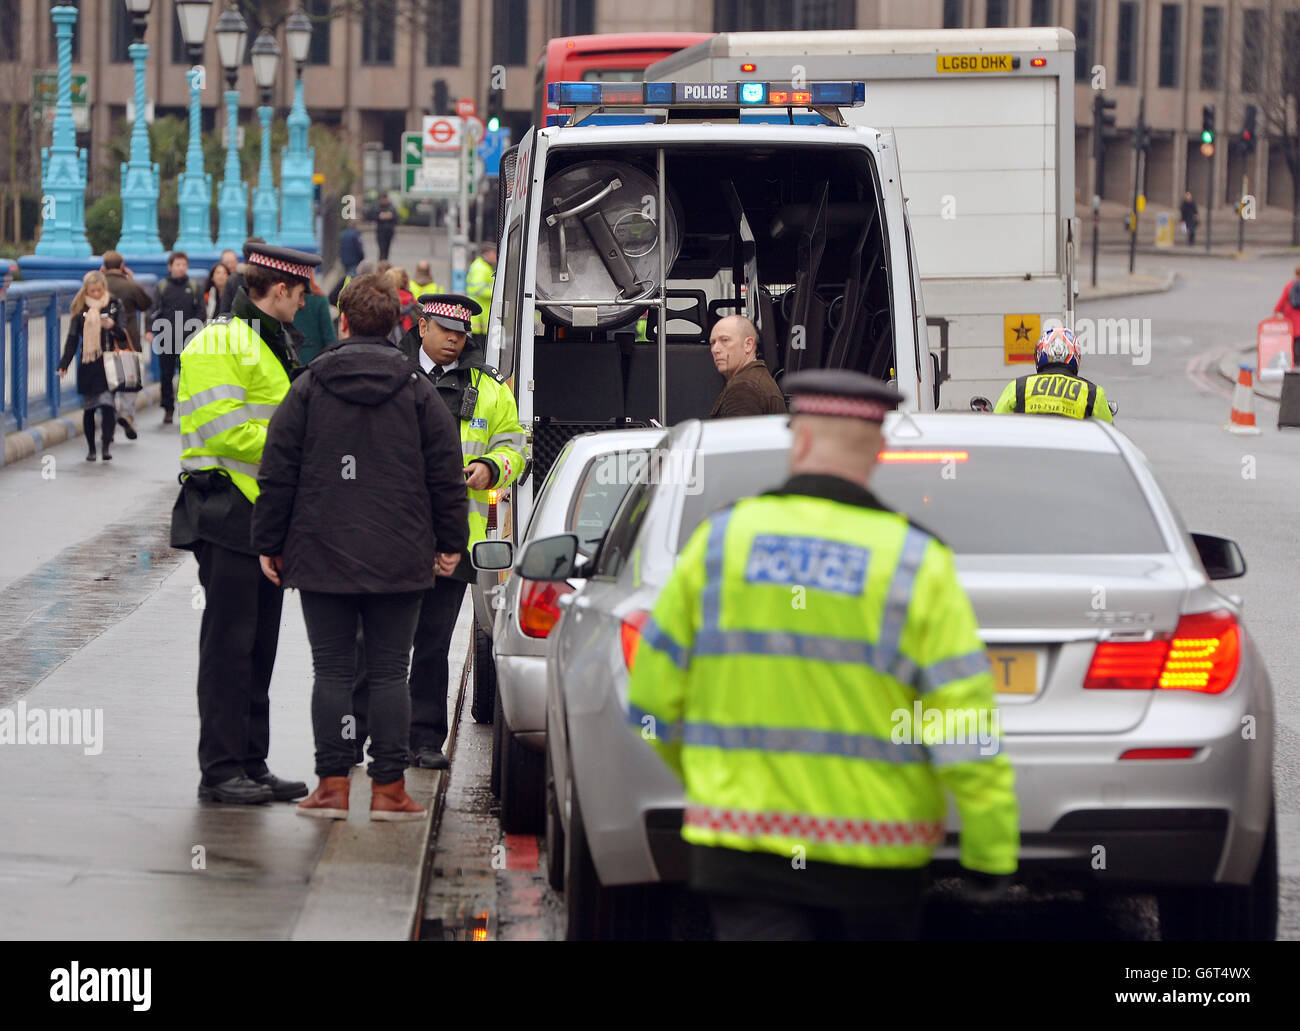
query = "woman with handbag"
(57, 270, 129, 462)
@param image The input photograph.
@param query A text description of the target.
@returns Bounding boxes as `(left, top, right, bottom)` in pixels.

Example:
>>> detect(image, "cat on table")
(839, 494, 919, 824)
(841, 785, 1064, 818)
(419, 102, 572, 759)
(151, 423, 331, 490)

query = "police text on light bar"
(546, 81, 866, 109)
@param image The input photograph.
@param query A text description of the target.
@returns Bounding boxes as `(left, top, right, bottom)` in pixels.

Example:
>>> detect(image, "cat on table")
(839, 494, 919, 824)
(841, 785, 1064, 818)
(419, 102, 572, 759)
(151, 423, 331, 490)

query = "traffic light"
(486, 90, 503, 132)
(432, 78, 449, 115)
(1132, 118, 1150, 152)
(1092, 92, 1117, 160)
(1201, 104, 1216, 145)
(1240, 103, 1258, 155)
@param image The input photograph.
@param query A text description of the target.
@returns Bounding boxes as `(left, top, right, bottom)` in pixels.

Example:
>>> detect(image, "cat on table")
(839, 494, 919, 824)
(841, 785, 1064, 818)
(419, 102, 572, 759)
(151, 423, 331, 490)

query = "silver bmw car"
(527, 413, 1276, 941)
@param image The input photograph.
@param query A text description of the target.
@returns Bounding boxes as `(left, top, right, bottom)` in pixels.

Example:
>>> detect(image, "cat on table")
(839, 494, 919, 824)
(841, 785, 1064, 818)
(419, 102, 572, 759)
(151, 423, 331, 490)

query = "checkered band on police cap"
(789, 394, 891, 422)
(423, 300, 472, 322)
(246, 251, 314, 280)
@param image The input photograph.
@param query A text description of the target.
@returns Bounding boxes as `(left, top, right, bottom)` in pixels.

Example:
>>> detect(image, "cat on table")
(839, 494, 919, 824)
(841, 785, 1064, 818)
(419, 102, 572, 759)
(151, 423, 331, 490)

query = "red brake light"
(1031, 57, 1047, 67)
(1120, 748, 1200, 760)
(621, 609, 650, 670)
(740, 63, 756, 73)
(519, 579, 574, 639)
(1084, 611, 1241, 694)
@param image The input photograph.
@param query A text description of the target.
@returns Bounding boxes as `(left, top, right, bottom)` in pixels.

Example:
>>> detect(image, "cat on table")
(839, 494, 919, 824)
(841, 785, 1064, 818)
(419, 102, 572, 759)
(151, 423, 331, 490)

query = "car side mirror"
(471, 540, 514, 571)
(1191, 533, 1246, 580)
(1108, 401, 1119, 416)
(518, 534, 579, 582)
(969, 395, 992, 412)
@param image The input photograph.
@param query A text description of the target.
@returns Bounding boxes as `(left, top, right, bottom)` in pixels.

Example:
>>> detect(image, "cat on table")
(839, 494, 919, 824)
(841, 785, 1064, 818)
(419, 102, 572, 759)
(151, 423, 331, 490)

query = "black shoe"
(116, 415, 137, 440)
(251, 771, 309, 801)
(163, 409, 174, 425)
(86, 447, 96, 462)
(101, 443, 112, 461)
(198, 776, 273, 804)
(410, 747, 450, 770)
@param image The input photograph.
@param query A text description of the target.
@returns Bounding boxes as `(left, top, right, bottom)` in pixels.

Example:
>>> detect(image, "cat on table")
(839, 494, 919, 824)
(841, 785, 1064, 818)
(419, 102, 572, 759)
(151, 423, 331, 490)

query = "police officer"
(405, 292, 525, 769)
(465, 245, 496, 344)
(626, 369, 1019, 941)
(172, 241, 321, 805)
(994, 326, 1113, 421)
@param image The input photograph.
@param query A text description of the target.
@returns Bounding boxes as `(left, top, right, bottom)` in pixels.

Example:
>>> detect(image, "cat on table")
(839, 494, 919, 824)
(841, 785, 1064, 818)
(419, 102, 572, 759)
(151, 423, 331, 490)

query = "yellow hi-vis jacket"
(626, 490, 1019, 876)
(460, 365, 525, 547)
(177, 314, 290, 504)
(994, 369, 1113, 421)
(466, 257, 495, 335)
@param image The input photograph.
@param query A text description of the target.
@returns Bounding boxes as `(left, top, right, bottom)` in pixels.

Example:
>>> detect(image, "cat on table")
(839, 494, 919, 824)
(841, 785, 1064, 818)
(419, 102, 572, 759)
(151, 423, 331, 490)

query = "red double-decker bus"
(533, 32, 713, 126)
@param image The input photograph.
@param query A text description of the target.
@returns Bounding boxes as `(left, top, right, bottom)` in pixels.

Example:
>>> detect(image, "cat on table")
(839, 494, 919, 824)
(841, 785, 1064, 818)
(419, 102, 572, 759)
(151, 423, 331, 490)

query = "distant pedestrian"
(292, 272, 337, 364)
(466, 244, 496, 342)
(146, 251, 205, 426)
(411, 260, 439, 298)
(339, 219, 364, 277)
(1180, 190, 1199, 246)
(1273, 265, 1300, 366)
(214, 249, 240, 316)
(203, 263, 230, 320)
(251, 272, 468, 821)
(219, 237, 266, 315)
(387, 266, 421, 338)
(57, 271, 128, 462)
(100, 250, 152, 353)
(375, 193, 397, 262)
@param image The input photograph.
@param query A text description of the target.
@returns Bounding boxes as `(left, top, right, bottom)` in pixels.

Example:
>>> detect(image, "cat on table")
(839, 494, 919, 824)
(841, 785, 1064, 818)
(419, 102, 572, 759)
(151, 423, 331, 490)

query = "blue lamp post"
(214, 6, 248, 252)
(277, 9, 316, 248)
(172, 0, 214, 252)
(249, 30, 280, 241)
(34, 5, 91, 256)
(117, 0, 163, 254)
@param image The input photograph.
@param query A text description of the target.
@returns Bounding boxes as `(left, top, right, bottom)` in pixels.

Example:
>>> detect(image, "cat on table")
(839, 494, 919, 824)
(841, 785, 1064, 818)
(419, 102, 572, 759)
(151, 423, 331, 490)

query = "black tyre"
(489, 686, 504, 798)
(1158, 798, 1278, 941)
(544, 741, 565, 892)
(500, 719, 545, 834)
(471, 618, 496, 724)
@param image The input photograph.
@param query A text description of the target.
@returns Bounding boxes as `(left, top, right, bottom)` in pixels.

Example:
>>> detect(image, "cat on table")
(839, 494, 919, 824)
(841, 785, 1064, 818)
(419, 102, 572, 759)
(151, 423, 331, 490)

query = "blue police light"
(739, 82, 767, 104)
(809, 82, 865, 106)
(645, 82, 673, 105)
(549, 82, 603, 106)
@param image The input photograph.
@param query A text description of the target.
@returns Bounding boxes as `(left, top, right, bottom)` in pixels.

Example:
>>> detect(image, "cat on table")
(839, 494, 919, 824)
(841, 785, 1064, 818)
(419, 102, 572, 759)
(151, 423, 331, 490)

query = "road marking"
(1185, 349, 1235, 401)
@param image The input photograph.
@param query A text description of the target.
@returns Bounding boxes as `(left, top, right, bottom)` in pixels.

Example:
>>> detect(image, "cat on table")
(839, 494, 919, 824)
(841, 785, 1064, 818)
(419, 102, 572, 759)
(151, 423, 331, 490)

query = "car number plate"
(987, 649, 1038, 695)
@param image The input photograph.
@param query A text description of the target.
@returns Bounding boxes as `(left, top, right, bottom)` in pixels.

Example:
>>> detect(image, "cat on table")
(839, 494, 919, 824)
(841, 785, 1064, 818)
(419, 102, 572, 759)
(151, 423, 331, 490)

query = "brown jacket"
(104, 269, 153, 352)
(709, 359, 787, 418)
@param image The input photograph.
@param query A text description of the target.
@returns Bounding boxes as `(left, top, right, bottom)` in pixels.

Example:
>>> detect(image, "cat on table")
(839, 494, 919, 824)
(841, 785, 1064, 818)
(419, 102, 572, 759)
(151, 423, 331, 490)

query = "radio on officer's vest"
(458, 385, 479, 420)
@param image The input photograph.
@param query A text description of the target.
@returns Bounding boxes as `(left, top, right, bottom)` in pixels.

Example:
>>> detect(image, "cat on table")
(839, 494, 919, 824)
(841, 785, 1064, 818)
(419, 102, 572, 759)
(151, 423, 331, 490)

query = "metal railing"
(1, 275, 158, 434)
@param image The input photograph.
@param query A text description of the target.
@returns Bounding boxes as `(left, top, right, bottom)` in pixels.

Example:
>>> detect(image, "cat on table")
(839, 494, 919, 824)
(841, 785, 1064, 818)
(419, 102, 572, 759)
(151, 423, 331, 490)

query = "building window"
(362, 0, 396, 66)
(1199, 6, 1222, 90)
(1157, 3, 1180, 88)
(1241, 8, 1264, 94)
(986, 0, 1007, 28)
(492, 0, 527, 66)
(1030, 0, 1053, 27)
(558, 0, 594, 36)
(111, 1, 134, 63)
(1116, 2, 1138, 86)
(1074, 0, 1094, 83)
(943, 0, 963, 29)
(714, 0, 853, 31)
(1285, 11, 1300, 99)
(0, 0, 20, 61)
(306, 0, 330, 65)
(48, 1, 80, 64)
(426, 0, 460, 65)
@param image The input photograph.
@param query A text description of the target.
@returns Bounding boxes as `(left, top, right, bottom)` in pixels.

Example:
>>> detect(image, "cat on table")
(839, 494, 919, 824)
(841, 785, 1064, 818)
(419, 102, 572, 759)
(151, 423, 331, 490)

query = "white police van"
(466, 78, 936, 717)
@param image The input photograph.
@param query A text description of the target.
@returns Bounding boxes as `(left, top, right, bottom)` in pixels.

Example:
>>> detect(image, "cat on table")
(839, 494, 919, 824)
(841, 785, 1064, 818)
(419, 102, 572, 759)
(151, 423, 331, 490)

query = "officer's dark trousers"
(408, 576, 468, 751)
(159, 351, 178, 413)
(195, 542, 283, 784)
(705, 894, 921, 942)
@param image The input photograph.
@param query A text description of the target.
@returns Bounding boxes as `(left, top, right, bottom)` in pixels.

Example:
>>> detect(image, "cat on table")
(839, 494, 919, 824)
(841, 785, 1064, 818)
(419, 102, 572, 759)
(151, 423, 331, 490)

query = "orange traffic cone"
(1227, 365, 1263, 435)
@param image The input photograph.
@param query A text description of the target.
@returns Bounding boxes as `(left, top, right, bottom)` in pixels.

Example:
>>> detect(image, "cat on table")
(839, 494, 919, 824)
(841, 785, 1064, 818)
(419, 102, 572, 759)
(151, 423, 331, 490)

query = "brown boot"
(370, 776, 426, 822)
(296, 776, 350, 819)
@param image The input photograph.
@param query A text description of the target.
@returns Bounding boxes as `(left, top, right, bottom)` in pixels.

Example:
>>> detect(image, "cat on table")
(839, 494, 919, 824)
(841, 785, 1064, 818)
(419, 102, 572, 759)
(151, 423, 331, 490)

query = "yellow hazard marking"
(1004, 314, 1041, 364)
(937, 53, 1015, 73)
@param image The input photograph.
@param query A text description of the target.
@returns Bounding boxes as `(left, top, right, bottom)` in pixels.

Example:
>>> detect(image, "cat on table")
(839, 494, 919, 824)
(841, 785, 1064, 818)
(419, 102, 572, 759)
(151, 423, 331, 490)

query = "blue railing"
(1, 275, 158, 434)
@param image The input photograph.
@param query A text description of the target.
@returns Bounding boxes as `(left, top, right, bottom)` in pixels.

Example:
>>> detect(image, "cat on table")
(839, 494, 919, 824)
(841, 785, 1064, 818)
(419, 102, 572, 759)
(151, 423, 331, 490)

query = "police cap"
(418, 292, 481, 334)
(242, 241, 322, 283)
(782, 369, 903, 423)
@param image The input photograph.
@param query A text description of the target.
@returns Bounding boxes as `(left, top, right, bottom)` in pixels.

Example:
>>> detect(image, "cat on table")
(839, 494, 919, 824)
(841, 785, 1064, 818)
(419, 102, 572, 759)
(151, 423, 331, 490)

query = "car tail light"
(621, 609, 650, 670)
(518, 579, 574, 639)
(1084, 610, 1241, 694)
(1119, 748, 1200, 760)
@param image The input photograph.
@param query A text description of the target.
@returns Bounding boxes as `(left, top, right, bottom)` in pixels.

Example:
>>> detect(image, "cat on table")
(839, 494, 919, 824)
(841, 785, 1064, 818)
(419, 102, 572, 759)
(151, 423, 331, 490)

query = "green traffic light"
(1201, 129, 1213, 143)
(488, 116, 500, 131)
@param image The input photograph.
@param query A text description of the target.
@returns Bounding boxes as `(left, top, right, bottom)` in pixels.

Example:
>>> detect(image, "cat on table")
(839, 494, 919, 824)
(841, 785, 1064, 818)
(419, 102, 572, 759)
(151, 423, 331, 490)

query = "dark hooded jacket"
(250, 336, 468, 594)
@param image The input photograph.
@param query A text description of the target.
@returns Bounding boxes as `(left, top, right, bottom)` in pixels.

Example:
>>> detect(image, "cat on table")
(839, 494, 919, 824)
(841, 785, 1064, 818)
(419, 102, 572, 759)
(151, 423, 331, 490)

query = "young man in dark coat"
(101, 250, 153, 352)
(251, 273, 468, 820)
(146, 251, 206, 424)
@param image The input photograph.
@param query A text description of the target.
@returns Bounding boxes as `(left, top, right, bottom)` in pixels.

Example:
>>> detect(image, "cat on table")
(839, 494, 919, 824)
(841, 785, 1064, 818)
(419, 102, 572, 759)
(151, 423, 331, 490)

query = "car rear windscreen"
(675, 447, 1166, 555)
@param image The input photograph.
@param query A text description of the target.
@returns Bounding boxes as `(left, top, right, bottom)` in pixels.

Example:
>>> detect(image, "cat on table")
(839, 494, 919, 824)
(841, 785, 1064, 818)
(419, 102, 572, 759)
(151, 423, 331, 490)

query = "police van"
(467, 77, 936, 709)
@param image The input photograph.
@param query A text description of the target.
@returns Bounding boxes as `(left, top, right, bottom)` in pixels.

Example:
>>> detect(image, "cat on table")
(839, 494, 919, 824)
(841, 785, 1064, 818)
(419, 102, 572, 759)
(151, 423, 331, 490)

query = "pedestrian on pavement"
(387, 266, 421, 340)
(57, 271, 128, 462)
(292, 272, 337, 364)
(707, 314, 787, 418)
(101, 250, 153, 441)
(400, 292, 525, 769)
(1180, 190, 1199, 246)
(214, 249, 240, 316)
(253, 273, 468, 820)
(465, 244, 496, 343)
(339, 218, 364, 277)
(411, 260, 440, 298)
(375, 193, 397, 262)
(147, 251, 205, 426)
(218, 237, 266, 316)
(171, 240, 322, 807)
(1273, 266, 1300, 366)
(203, 263, 230, 320)
(626, 369, 1020, 941)
(994, 326, 1113, 421)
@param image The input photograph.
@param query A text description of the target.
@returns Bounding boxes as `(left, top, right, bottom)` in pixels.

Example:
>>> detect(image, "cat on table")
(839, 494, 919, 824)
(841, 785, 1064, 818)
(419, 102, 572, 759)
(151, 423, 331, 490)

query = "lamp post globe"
(172, 0, 215, 253)
(214, 6, 248, 252)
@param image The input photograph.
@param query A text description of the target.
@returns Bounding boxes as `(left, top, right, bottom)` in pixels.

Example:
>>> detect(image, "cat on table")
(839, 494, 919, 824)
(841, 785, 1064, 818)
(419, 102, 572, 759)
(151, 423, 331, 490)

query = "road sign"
(477, 128, 512, 177)
(464, 114, 486, 143)
(33, 72, 88, 109)
(456, 97, 477, 119)
(403, 131, 423, 167)
(423, 115, 462, 151)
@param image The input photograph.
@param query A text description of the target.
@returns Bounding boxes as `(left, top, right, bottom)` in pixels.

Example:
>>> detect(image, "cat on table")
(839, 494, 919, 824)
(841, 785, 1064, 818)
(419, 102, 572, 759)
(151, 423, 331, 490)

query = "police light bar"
(547, 81, 865, 109)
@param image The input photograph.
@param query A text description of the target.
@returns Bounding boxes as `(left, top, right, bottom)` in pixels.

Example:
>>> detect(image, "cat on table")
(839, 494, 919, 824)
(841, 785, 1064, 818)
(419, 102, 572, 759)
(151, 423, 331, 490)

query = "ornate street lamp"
(249, 30, 280, 241)
(172, 0, 214, 252)
(214, 6, 248, 252)
(116, 0, 164, 254)
(277, 8, 316, 248)
(34, 5, 91, 256)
